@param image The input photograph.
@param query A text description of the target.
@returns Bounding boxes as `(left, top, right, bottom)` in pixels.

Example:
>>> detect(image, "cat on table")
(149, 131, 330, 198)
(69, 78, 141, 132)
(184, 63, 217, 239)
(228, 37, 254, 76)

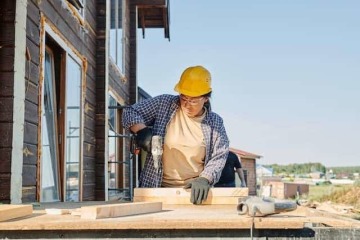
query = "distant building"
(262, 181, 309, 199)
(230, 148, 262, 196)
(256, 165, 273, 178)
(309, 171, 324, 179)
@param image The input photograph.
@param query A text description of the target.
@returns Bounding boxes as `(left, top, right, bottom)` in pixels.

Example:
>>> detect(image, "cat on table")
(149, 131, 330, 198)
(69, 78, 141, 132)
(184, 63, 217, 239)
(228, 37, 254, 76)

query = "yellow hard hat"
(174, 66, 212, 97)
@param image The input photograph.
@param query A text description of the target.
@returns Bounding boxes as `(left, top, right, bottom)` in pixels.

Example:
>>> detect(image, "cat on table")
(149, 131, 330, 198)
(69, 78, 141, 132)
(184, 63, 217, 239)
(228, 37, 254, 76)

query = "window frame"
(39, 21, 85, 202)
(107, 91, 127, 200)
(109, 0, 126, 73)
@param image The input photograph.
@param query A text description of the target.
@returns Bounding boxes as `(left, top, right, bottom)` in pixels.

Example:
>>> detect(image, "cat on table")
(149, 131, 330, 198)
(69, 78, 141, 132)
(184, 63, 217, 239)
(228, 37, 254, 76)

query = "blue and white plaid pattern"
(122, 94, 229, 187)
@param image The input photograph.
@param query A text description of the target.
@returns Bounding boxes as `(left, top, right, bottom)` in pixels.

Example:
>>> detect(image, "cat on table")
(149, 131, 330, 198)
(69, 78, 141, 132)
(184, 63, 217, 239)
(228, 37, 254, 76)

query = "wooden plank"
(45, 208, 70, 215)
(22, 164, 37, 186)
(134, 188, 248, 205)
(0, 148, 11, 173)
(24, 100, 38, 124)
(134, 0, 166, 6)
(22, 186, 37, 203)
(80, 202, 162, 219)
(22, 143, 37, 165)
(0, 97, 13, 122)
(0, 123, 13, 147)
(0, 205, 33, 222)
(23, 122, 38, 145)
(0, 74, 14, 97)
(0, 174, 10, 201)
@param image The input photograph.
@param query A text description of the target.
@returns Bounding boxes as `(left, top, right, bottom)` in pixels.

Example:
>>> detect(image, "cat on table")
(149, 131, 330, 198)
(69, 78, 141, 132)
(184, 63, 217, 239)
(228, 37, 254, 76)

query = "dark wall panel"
(0, 173, 10, 203)
(95, 0, 107, 200)
(0, 123, 13, 147)
(22, 165, 37, 186)
(0, 97, 13, 122)
(21, 0, 40, 203)
(0, 0, 15, 203)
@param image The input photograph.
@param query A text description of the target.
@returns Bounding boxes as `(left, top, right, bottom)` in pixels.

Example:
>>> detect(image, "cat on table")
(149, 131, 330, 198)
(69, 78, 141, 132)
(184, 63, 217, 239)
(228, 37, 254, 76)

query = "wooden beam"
(0, 205, 33, 222)
(80, 202, 162, 219)
(134, 188, 248, 205)
(134, 0, 166, 7)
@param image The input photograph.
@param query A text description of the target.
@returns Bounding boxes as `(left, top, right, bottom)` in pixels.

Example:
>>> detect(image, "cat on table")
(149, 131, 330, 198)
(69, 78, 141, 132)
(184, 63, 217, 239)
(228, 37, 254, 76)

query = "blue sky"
(137, 1, 360, 167)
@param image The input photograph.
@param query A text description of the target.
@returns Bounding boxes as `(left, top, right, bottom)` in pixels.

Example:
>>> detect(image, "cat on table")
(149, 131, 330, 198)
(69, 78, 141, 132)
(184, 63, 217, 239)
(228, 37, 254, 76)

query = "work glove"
(184, 177, 210, 205)
(135, 127, 152, 152)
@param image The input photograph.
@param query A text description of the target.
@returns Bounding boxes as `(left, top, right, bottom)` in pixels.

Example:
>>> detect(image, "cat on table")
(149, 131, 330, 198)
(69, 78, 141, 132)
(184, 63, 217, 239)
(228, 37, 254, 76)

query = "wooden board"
(0, 205, 33, 222)
(80, 202, 162, 220)
(134, 187, 248, 205)
(45, 208, 70, 215)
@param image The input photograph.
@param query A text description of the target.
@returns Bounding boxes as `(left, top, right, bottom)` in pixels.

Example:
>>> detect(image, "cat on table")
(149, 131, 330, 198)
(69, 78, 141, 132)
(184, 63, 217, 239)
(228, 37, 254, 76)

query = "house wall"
(240, 157, 257, 196)
(22, 0, 99, 202)
(0, 0, 168, 203)
(0, 0, 16, 203)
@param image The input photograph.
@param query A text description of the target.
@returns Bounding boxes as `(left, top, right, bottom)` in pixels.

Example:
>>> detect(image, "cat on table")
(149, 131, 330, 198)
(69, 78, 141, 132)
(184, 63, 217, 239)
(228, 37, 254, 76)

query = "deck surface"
(0, 202, 359, 231)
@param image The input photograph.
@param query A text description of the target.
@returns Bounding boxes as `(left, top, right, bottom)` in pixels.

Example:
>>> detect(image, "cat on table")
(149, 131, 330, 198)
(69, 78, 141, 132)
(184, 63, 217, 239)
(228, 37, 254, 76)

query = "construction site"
(0, 0, 359, 239)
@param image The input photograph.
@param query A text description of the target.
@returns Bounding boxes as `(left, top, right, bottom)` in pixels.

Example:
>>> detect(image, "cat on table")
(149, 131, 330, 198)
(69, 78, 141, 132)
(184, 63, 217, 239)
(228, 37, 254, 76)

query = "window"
(41, 47, 61, 202)
(108, 95, 127, 200)
(108, 95, 119, 199)
(110, 0, 124, 71)
(243, 170, 248, 186)
(65, 56, 82, 202)
(40, 26, 84, 202)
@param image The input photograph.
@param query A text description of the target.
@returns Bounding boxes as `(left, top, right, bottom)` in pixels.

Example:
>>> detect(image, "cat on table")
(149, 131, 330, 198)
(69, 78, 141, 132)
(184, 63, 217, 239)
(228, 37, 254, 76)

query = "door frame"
(38, 16, 86, 202)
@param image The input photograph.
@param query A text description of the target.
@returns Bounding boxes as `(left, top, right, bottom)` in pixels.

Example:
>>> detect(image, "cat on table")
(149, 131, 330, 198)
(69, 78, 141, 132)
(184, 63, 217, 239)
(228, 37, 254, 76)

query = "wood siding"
(0, 0, 168, 203)
(22, 0, 99, 202)
(95, 0, 106, 201)
(0, 0, 16, 203)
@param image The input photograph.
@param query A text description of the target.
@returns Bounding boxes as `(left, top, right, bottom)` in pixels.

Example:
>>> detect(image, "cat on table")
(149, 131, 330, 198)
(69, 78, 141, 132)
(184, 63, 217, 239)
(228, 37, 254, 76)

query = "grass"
(306, 184, 360, 220)
(307, 184, 352, 202)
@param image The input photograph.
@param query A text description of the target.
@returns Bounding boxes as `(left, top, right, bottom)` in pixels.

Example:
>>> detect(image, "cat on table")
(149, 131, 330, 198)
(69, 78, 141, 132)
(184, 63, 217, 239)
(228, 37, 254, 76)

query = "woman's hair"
(203, 91, 212, 111)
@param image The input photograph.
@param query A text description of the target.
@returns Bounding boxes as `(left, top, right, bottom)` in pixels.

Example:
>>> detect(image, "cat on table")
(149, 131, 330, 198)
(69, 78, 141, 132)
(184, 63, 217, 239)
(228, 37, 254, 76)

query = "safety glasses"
(179, 94, 205, 106)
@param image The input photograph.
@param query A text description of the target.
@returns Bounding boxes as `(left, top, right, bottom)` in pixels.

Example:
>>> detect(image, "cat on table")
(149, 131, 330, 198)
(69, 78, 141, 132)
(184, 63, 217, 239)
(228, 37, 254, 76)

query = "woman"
(122, 65, 229, 204)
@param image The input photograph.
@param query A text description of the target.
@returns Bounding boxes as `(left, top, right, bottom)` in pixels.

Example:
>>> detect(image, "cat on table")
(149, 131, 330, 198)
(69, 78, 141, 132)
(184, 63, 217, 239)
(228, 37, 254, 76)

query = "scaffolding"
(108, 105, 135, 201)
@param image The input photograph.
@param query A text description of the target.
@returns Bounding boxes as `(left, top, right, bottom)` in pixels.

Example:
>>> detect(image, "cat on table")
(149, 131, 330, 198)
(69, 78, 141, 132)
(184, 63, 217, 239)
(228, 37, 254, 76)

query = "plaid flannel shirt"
(122, 94, 229, 187)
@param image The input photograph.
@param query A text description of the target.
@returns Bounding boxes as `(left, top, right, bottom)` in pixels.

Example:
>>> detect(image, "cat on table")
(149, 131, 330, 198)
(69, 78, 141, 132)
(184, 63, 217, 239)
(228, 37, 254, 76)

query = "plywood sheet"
(80, 201, 162, 220)
(0, 204, 359, 231)
(0, 205, 33, 222)
(134, 187, 248, 204)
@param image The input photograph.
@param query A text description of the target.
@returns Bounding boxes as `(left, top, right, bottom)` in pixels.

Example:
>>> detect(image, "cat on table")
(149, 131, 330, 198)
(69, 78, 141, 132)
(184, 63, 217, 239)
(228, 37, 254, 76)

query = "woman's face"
(179, 94, 208, 118)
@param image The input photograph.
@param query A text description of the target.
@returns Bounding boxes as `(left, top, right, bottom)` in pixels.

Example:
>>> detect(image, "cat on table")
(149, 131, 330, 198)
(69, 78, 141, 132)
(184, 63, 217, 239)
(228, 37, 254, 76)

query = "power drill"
(130, 135, 140, 155)
(130, 134, 163, 170)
